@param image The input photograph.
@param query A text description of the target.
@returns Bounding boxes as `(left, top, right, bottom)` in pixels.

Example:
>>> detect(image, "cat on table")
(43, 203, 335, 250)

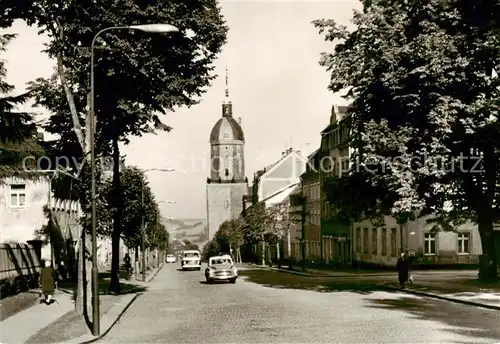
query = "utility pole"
(142, 222, 147, 282)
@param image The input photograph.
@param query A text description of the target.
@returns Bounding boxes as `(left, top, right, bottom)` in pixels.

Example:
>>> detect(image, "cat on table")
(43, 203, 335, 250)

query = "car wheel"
(206, 278, 212, 284)
(229, 278, 236, 284)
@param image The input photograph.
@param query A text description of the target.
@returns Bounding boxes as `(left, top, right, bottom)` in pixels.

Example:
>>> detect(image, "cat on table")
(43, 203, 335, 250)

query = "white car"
(166, 254, 176, 263)
(181, 250, 201, 270)
(205, 256, 238, 283)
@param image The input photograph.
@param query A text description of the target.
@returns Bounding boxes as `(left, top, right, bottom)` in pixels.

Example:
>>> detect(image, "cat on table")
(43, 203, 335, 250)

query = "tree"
(243, 202, 279, 265)
(183, 240, 200, 251)
(215, 218, 245, 262)
(2, 0, 228, 294)
(314, 0, 500, 280)
(266, 203, 294, 265)
(201, 240, 220, 262)
(0, 33, 43, 179)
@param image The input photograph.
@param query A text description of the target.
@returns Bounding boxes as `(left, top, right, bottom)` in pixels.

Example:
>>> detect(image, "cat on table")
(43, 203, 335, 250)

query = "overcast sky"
(2, 0, 360, 219)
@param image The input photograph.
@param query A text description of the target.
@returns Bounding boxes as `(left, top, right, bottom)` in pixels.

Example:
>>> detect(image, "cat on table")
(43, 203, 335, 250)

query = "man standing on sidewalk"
(396, 252, 410, 288)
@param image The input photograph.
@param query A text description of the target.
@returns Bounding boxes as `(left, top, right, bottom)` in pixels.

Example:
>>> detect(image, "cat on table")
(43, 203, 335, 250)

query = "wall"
(210, 143, 245, 182)
(257, 151, 305, 201)
(352, 215, 483, 267)
(0, 178, 80, 267)
(206, 183, 248, 242)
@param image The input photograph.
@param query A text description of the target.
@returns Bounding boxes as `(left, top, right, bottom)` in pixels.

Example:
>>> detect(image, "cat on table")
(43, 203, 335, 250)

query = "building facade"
(352, 215, 484, 267)
(318, 105, 352, 266)
(299, 149, 321, 261)
(206, 69, 248, 241)
(0, 177, 80, 270)
(245, 148, 306, 263)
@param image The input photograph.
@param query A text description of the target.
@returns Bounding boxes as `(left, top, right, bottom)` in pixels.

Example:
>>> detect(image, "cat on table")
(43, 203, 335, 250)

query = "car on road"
(181, 250, 201, 270)
(205, 256, 238, 284)
(166, 254, 176, 263)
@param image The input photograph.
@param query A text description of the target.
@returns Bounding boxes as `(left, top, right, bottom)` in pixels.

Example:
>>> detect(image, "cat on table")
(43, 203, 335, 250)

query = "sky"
(2, 0, 361, 219)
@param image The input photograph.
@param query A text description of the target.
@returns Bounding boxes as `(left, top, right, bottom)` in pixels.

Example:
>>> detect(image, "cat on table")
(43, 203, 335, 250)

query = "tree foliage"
(1, 0, 228, 291)
(215, 218, 245, 252)
(314, 0, 500, 279)
(0, 33, 43, 179)
(116, 166, 168, 250)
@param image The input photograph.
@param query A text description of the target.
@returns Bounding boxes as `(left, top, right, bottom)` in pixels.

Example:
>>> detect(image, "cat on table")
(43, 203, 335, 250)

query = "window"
(424, 233, 436, 255)
(363, 228, 369, 253)
(381, 228, 387, 256)
(9, 184, 26, 208)
(390, 228, 397, 256)
(457, 233, 470, 254)
(356, 228, 361, 252)
(371, 228, 377, 254)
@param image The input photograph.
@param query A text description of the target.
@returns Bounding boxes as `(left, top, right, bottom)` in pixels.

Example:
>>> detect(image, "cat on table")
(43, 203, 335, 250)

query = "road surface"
(100, 264, 500, 343)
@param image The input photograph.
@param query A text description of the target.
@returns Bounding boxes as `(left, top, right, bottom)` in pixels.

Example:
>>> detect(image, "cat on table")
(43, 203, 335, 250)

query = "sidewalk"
(0, 264, 163, 344)
(240, 263, 500, 310)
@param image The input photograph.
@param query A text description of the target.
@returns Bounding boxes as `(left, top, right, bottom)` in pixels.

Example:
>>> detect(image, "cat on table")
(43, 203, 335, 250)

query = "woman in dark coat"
(39, 260, 57, 304)
(396, 253, 409, 288)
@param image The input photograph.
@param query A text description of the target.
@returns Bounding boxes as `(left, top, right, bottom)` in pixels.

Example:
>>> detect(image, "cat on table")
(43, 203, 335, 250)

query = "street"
(100, 264, 500, 343)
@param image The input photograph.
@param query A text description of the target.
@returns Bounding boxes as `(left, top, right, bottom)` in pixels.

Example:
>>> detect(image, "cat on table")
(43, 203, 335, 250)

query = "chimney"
(296, 150, 301, 156)
(330, 105, 337, 124)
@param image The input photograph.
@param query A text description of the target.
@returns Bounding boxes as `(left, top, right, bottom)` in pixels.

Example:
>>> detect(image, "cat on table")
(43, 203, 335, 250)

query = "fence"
(0, 243, 41, 298)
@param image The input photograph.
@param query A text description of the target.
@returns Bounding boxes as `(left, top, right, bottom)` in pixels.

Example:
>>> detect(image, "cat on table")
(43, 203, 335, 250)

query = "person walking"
(39, 260, 57, 305)
(396, 252, 410, 288)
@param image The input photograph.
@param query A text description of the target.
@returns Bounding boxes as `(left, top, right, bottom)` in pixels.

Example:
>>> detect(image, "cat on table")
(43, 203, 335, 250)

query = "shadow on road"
(199, 280, 233, 285)
(365, 296, 500, 342)
(238, 269, 390, 294)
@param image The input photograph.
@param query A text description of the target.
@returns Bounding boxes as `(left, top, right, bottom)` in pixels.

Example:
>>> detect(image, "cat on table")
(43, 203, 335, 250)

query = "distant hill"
(163, 218, 207, 244)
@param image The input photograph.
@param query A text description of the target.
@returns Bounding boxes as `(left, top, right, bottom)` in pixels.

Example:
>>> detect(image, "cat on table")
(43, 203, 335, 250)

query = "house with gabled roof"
(243, 148, 306, 263)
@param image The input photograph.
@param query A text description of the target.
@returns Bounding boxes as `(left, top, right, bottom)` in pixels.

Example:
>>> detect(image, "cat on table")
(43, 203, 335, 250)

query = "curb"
(381, 285, 500, 311)
(70, 264, 163, 343)
(53, 293, 140, 344)
(146, 263, 164, 283)
(77, 293, 140, 344)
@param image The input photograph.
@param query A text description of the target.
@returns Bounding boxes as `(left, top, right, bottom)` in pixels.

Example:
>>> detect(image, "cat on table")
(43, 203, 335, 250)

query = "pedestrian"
(124, 253, 132, 272)
(58, 260, 67, 280)
(39, 260, 57, 305)
(396, 252, 409, 288)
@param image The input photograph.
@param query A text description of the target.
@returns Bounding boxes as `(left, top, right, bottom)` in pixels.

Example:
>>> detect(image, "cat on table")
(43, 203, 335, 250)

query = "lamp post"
(156, 200, 176, 266)
(140, 169, 175, 281)
(90, 24, 179, 337)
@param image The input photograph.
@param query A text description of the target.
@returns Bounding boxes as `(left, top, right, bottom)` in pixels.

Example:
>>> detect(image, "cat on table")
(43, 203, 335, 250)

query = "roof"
(210, 116, 244, 143)
(264, 182, 300, 206)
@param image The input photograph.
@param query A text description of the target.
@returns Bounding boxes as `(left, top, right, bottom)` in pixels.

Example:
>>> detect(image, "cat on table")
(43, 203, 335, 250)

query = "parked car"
(181, 250, 201, 270)
(166, 254, 176, 263)
(205, 255, 237, 284)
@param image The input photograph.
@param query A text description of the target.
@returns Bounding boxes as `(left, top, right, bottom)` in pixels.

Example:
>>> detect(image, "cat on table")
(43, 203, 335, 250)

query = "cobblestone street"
(99, 264, 500, 344)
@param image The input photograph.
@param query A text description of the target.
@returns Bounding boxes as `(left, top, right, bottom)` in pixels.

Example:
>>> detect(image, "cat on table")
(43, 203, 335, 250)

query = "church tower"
(206, 68, 248, 242)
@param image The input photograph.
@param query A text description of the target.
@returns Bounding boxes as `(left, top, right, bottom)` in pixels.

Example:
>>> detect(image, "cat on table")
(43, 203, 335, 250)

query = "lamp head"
(129, 24, 179, 34)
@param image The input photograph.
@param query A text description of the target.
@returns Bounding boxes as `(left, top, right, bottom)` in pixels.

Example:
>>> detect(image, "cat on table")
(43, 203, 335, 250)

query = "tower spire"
(222, 66, 232, 117)
(225, 66, 229, 99)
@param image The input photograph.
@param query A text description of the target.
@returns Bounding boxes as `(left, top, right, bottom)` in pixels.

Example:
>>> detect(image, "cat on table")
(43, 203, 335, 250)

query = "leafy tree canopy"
(0, 33, 44, 179)
(314, 0, 500, 278)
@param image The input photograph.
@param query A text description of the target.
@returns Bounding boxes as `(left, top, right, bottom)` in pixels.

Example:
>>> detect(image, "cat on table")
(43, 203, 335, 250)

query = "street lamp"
(90, 24, 179, 337)
(140, 169, 175, 281)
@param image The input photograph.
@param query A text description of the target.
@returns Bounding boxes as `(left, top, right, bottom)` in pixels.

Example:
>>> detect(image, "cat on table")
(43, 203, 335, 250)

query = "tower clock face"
(223, 133, 229, 138)
(224, 200, 229, 209)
